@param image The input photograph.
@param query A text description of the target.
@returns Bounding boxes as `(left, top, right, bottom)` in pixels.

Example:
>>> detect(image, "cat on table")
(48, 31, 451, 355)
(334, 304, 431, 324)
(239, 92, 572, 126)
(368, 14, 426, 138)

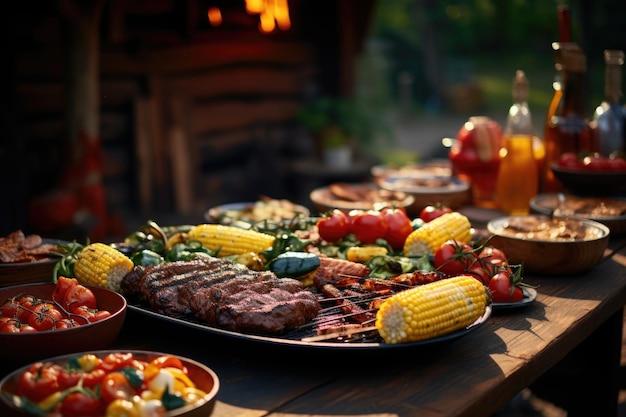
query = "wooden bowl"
(551, 163, 626, 195)
(0, 283, 126, 365)
(0, 239, 64, 288)
(486, 215, 610, 275)
(0, 350, 219, 417)
(309, 182, 414, 214)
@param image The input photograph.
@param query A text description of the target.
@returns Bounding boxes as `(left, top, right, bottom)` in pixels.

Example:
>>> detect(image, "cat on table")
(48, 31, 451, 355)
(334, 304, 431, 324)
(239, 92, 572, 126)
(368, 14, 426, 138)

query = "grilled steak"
(120, 256, 321, 335)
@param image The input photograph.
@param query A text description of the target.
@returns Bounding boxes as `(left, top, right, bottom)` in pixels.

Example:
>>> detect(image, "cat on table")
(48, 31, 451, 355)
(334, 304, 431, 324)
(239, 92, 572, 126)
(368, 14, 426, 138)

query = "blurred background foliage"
(355, 0, 626, 124)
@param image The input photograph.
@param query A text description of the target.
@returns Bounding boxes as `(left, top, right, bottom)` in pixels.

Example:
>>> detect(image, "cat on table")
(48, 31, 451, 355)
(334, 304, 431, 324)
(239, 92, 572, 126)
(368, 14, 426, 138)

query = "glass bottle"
(496, 70, 538, 214)
(542, 46, 594, 192)
(592, 50, 625, 156)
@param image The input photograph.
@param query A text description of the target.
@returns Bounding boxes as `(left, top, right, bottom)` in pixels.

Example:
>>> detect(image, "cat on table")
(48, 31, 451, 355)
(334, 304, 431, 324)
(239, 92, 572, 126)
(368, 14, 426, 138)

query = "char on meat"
(120, 256, 321, 335)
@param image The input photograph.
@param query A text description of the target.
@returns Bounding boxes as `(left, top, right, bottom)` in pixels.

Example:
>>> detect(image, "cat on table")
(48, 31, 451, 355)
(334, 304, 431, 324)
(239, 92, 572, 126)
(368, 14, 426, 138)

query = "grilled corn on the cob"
(403, 212, 471, 257)
(74, 243, 134, 292)
(187, 224, 275, 257)
(346, 246, 388, 263)
(375, 275, 489, 344)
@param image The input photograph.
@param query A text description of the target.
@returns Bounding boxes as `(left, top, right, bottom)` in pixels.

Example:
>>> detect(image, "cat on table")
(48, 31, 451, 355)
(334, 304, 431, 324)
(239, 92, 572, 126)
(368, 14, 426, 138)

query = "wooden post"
(58, 0, 107, 241)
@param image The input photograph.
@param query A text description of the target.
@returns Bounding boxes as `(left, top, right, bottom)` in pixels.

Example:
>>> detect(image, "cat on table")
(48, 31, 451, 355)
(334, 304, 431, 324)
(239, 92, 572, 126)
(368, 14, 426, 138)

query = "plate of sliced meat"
(0, 231, 65, 287)
(120, 255, 491, 350)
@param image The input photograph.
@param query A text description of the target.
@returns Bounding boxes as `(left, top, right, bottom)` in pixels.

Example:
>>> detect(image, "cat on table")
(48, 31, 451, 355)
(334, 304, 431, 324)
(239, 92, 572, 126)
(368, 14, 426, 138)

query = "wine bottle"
(592, 50, 625, 157)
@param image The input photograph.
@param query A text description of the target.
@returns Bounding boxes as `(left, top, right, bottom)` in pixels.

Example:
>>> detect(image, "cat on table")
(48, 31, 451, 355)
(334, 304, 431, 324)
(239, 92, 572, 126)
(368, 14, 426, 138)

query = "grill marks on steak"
(120, 256, 321, 335)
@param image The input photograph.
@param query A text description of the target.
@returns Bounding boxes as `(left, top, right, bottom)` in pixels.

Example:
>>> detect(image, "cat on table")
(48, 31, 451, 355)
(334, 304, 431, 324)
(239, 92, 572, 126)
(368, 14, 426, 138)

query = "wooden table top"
(104, 232, 626, 417)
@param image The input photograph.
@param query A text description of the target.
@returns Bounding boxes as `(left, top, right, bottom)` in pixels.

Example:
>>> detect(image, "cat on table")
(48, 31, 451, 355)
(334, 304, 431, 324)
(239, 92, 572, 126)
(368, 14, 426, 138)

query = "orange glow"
(274, 0, 291, 30)
(259, 9, 275, 33)
(246, 0, 264, 14)
(207, 7, 222, 26)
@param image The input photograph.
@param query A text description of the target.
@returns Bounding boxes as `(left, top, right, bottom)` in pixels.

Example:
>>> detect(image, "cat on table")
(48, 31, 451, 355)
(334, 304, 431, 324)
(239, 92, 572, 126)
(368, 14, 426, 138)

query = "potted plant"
(296, 96, 389, 167)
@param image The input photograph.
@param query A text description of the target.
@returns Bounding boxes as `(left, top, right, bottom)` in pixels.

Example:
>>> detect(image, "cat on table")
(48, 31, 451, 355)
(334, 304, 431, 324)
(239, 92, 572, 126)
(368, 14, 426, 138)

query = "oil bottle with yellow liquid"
(495, 70, 541, 214)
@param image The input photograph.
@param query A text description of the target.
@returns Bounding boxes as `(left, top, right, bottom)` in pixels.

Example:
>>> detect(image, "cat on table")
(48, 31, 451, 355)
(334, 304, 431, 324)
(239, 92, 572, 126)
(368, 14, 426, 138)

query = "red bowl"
(0, 283, 126, 364)
(0, 350, 219, 417)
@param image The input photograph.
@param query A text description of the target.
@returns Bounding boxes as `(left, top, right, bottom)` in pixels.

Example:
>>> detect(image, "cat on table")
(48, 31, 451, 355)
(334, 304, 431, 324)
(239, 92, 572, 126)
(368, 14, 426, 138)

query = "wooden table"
(103, 232, 626, 417)
(1, 226, 625, 417)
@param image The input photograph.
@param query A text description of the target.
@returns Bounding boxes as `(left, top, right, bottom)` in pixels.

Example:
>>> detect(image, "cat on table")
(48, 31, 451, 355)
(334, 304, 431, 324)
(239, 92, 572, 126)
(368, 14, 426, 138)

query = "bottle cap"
(512, 70, 528, 102)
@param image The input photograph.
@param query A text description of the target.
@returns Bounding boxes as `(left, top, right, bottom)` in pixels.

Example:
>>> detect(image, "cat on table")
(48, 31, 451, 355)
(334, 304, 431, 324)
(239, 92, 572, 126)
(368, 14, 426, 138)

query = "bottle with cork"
(495, 70, 538, 214)
(541, 45, 594, 192)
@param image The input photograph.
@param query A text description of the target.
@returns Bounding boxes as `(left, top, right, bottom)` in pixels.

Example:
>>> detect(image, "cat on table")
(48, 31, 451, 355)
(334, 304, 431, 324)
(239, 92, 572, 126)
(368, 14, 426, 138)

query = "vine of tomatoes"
(0, 277, 111, 332)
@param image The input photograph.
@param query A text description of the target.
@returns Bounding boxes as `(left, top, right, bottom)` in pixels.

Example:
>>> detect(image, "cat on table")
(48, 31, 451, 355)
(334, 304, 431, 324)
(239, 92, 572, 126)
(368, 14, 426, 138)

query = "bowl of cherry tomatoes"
(0, 350, 219, 417)
(551, 152, 626, 195)
(0, 280, 127, 364)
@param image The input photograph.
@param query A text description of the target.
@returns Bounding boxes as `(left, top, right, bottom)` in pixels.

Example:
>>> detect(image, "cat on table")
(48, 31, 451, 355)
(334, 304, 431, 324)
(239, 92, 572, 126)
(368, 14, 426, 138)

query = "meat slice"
(120, 255, 321, 335)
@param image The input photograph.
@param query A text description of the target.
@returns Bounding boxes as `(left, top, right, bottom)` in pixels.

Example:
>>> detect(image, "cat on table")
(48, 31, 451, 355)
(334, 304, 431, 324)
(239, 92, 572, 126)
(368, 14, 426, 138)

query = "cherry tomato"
(488, 271, 524, 303)
(28, 303, 63, 331)
(433, 240, 476, 275)
(557, 152, 581, 169)
(58, 368, 106, 390)
(381, 207, 413, 250)
(582, 153, 610, 171)
(59, 391, 102, 417)
(1, 298, 20, 318)
(70, 305, 98, 324)
(89, 310, 112, 323)
(0, 317, 21, 333)
(19, 324, 37, 333)
(17, 361, 62, 402)
(317, 209, 350, 242)
(99, 353, 136, 373)
(100, 372, 135, 404)
(467, 263, 491, 285)
(419, 205, 452, 223)
(16, 295, 37, 323)
(52, 276, 79, 304)
(476, 246, 509, 276)
(350, 210, 388, 244)
(54, 318, 78, 329)
(607, 156, 626, 171)
(150, 355, 186, 370)
(64, 284, 97, 311)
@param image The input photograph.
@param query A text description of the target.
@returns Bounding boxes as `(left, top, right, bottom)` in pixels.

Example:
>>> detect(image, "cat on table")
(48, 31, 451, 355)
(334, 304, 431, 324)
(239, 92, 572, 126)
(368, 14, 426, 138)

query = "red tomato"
(64, 284, 97, 311)
(16, 295, 37, 323)
(381, 207, 413, 250)
(1, 298, 20, 318)
(17, 362, 62, 402)
(467, 263, 491, 285)
(488, 271, 524, 303)
(52, 276, 79, 304)
(557, 152, 581, 169)
(476, 246, 509, 276)
(582, 153, 610, 171)
(150, 355, 186, 370)
(19, 324, 37, 333)
(98, 353, 136, 373)
(350, 210, 388, 244)
(607, 156, 626, 171)
(0, 318, 21, 333)
(433, 240, 476, 275)
(419, 205, 453, 223)
(28, 303, 64, 331)
(70, 305, 98, 324)
(59, 391, 102, 417)
(54, 318, 78, 329)
(58, 368, 106, 390)
(100, 372, 135, 404)
(317, 209, 350, 242)
(89, 310, 112, 323)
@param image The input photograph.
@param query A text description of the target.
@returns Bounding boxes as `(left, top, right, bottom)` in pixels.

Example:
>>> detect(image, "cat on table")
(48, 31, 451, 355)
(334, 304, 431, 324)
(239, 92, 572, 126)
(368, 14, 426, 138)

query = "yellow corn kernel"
(375, 275, 489, 344)
(74, 243, 134, 292)
(187, 224, 275, 257)
(346, 246, 388, 263)
(403, 212, 471, 257)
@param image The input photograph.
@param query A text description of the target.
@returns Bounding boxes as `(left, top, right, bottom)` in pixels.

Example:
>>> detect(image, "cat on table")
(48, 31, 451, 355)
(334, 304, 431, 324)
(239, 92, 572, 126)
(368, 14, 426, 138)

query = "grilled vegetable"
(403, 212, 471, 257)
(346, 246, 388, 263)
(74, 243, 135, 291)
(187, 224, 275, 257)
(269, 251, 320, 278)
(375, 275, 490, 344)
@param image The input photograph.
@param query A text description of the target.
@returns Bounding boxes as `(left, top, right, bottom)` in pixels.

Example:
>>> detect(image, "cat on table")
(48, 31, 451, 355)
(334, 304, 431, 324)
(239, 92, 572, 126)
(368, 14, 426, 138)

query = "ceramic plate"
(492, 288, 537, 311)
